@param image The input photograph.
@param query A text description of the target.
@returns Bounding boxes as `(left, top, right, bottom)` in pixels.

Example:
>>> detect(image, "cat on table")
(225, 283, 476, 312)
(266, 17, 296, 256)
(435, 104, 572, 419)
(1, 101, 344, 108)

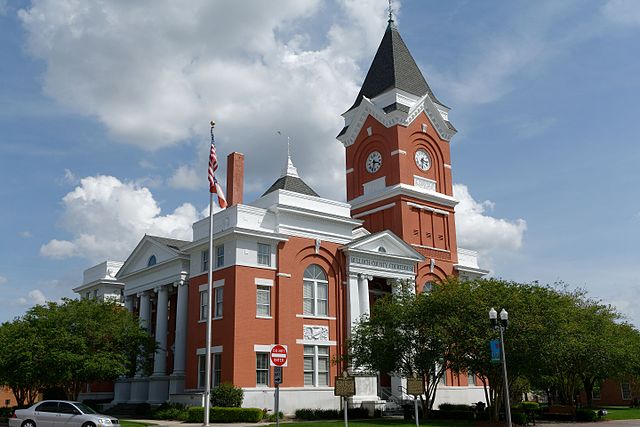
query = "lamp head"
(489, 307, 497, 320)
(500, 309, 508, 321)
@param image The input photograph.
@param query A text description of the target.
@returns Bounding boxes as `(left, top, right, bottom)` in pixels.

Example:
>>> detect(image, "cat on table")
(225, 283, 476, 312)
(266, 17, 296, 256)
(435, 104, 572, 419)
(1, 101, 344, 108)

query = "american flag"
(208, 123, 227, 209)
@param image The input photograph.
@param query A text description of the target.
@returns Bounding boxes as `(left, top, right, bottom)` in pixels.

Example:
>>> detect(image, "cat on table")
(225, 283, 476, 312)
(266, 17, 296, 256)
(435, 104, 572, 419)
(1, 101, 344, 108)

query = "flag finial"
(388, 0, 393, 23)
(277, 131, 299, 178)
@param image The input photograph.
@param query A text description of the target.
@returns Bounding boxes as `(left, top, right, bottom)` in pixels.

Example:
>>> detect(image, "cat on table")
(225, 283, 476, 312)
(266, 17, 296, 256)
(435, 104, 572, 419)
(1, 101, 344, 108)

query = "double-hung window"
(215, 245, 224, 268)
(198, 353, 222, 389)
(199, 290, 208, 321)
(257, 243, 271, 266)
(202, 250, 209, 272)
(256, 286, 271, 317)
(256, 353, 270, 386)
(304, 345, 329, 387)
(303, 264, 328, 316)
(622, 381, 632, 400)
(214, 287, 223, 318)
(467, 370, 476, 386)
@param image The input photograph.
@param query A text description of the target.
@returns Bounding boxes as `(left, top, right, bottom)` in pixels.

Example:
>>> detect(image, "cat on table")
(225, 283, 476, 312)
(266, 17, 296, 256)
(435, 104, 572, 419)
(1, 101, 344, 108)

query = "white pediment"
(343, 230, 425, 262)
(117, 236, 186, 278)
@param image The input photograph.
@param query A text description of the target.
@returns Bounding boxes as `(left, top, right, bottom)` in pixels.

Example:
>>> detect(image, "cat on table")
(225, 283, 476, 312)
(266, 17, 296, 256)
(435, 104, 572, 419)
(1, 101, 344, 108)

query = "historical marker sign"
(270, 344, 288, 367)
(406, 377, 425, 396)
(334, 376, 356, 397)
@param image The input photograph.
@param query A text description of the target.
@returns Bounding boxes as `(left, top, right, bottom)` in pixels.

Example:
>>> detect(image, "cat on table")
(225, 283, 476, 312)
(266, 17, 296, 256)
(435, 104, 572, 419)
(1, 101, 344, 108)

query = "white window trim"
(295, 314, 336, 320)
(198, 280, 224, 323)
(196, 347, 223, 390)
(256, 285, 271, 318)
(303, 345, 330, 388)
(256, 352, 270, 388)
(257, 243, 272, 267)
(303, 275, 329, 317)
(215, 244, 224, 268)
(255, 278, 274, 286)
(214, 287, 223, 319)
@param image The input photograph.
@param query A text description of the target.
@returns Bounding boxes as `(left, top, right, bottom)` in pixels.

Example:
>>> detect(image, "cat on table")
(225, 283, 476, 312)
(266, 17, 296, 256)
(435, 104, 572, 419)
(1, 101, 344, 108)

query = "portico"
(342, 230, 425, 406)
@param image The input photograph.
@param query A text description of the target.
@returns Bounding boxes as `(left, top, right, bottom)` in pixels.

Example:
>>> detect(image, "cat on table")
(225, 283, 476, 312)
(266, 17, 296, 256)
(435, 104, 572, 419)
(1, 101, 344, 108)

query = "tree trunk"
(582, 377, 595, 408)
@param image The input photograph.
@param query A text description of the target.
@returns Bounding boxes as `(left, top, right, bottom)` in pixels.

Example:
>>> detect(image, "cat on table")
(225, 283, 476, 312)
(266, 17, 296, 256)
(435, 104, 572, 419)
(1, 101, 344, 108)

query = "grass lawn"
(120, 421, 155, 427)
(601, 406, 640, 420)
(265, 420, 473, 427)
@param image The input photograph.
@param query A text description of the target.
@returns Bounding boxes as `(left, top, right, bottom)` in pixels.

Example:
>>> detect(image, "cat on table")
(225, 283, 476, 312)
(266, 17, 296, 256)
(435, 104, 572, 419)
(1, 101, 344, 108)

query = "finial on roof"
(277, 131, 299, 178)
(387, 0, 397, 29)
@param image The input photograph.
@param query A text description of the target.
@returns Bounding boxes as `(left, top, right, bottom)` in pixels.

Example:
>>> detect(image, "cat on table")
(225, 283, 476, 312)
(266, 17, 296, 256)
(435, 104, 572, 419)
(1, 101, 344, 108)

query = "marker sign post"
(270, 345, 287, 427)
(406, 377, 425, 427)
(334, 372, 356, 427)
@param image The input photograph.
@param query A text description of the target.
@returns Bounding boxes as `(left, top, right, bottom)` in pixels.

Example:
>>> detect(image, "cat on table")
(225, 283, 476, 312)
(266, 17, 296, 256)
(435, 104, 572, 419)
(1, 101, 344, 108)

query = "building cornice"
(350, 183, 459, 211)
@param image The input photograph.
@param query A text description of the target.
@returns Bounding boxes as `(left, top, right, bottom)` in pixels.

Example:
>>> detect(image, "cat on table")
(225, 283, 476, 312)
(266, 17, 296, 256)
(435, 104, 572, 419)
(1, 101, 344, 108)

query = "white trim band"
(407, 201, 449, 216)
(352, 203, 396, 219)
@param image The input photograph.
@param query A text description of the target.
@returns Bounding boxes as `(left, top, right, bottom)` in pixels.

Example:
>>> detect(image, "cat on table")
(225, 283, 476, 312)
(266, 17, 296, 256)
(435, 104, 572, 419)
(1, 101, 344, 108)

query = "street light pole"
(490, 308, 512, 427)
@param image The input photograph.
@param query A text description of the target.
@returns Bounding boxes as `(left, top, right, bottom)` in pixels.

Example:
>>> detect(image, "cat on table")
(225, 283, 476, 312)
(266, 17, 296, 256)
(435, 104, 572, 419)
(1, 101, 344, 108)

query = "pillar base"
(169, 373, 186, 395)
(129, 377, 150, 403)
(112, 377, 132, 404)
(148, 375, 170, 404)
(349, 376, 383, 406)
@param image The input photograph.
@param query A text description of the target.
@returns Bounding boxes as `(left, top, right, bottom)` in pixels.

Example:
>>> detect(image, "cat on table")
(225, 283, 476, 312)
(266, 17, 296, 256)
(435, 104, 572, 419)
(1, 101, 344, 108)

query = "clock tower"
(337, 17, 460, 287)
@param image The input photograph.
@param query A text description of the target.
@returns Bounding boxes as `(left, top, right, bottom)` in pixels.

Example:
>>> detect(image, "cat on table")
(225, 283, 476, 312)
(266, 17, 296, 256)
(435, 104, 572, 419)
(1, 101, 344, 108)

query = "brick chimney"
(226, 152, 244, 207)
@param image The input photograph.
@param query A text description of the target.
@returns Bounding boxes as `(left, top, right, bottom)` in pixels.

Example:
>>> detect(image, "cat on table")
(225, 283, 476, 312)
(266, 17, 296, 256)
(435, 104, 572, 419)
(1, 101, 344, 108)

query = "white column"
(153, 285, 169, 376)
(124, 295, 134, 312)
(138, 292, 151, 331)
(358, 274, 371, 317)
(172, 280, 188, 376)
(347, 273, 361, 333)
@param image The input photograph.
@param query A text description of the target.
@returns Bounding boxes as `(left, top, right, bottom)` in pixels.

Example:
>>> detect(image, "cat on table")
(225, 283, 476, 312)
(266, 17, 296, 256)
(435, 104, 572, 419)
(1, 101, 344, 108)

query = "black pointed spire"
(347, 19, 444, 112)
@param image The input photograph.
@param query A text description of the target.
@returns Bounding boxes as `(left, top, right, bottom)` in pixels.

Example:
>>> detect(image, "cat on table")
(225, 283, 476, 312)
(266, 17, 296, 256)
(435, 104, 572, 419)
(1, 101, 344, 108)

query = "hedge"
(185, 406, 263, 423)
(511, 412, 528, 425)
(438, 403, 474, 412)
(575, 409, 598, 422)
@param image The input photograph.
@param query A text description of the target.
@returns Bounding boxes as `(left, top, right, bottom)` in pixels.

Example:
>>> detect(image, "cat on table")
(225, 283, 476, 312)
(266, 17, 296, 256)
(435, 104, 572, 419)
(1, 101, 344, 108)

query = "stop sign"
(270, 344, 288, 367)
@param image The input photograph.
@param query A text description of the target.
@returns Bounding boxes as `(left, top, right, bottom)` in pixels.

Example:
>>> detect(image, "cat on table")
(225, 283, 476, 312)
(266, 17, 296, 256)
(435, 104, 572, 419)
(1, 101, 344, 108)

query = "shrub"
(185, 406, 263, 423)
(152, 403, 187, 420)
(266, 411, 284, 422)
(210, 382, 244, 407)
(575, 409, 598, 422)
(438, 403, 474, 412)
(511, 412, 528, 425)
(521, 401, 540, 411)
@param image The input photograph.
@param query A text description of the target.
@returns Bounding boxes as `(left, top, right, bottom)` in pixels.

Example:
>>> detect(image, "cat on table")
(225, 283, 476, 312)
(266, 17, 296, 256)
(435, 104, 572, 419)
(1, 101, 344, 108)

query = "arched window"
(377, 246, 387, 253)
(147, 255, 157, 267)
(423, 281, 434, 294)
(303, 264, 328, 316)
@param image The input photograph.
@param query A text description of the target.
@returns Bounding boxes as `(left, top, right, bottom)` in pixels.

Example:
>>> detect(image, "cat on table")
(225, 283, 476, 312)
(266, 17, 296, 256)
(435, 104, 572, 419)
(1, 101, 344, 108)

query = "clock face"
(366, 151, 382, 173)
(415, 149, 431, 171)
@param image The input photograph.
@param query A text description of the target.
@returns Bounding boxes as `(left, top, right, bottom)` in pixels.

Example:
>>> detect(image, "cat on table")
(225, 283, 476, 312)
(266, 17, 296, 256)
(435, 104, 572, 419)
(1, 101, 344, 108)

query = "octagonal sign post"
(270, 344, 288, 367)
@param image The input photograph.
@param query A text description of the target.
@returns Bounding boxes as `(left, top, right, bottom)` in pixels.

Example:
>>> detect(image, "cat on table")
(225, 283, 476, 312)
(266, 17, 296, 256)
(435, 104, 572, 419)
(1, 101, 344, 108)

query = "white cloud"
(28, 289, 47, 305)
(19, 230, 33, 238)
(454, 184, 527, 256)
(17, 0, 389, 200)
(0, 276, 7, 284)
(0, 0, 7, 16)
(602, 0, 640, 27)
(40, 175, 200, 262)
(169, 165, 200, 190)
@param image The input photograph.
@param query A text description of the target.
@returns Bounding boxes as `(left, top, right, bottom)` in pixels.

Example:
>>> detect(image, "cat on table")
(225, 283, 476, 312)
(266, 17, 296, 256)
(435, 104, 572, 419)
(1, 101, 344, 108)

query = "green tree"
(0, 298, 155, 401)
(347, 283, 451, 415)
(0, 319, 46, 406)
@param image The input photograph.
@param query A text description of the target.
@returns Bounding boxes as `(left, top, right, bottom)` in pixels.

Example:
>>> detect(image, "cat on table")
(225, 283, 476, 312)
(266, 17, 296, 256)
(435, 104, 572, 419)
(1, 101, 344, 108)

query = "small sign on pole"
(490, 339, 501, 364)
(270, 344, 288, 367)
(274, 366, 283, 385)
(406, 377, 424, 427)
(335, 372, 355, 427)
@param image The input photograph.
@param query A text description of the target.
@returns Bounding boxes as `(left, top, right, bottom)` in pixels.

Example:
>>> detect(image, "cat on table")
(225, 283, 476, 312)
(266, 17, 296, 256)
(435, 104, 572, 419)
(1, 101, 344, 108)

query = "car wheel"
(22, 420, 36, 427)
(82, 423, 96, 427)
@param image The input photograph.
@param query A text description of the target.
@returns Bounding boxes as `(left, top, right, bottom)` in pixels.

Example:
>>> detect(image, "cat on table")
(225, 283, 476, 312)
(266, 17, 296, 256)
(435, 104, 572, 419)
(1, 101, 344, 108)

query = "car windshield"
(73, 403, 97, 415)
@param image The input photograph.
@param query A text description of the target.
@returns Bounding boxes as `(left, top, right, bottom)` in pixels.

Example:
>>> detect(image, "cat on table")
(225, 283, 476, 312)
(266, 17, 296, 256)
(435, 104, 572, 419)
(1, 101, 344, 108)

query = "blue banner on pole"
(490, 339, 501, 364)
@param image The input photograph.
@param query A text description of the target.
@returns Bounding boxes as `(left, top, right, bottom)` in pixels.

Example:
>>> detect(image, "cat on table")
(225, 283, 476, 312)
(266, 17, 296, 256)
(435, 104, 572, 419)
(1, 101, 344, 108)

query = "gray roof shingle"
(262, 175, 320, 198)
(348, 22, 446, 112)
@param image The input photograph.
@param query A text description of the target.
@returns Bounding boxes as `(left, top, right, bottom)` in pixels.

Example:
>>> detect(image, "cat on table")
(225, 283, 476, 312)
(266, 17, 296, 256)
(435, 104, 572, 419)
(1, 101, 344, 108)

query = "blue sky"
(1, 0, 639, 325)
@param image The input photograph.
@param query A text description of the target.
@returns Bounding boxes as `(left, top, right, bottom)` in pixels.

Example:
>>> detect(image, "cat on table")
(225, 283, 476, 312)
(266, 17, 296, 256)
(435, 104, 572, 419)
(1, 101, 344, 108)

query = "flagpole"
(204, 127, 215, 427)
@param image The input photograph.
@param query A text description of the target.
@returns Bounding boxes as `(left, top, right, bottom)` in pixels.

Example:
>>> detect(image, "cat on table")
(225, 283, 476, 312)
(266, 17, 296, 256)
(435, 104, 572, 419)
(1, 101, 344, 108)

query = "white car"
(10, 400, 119, 427)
